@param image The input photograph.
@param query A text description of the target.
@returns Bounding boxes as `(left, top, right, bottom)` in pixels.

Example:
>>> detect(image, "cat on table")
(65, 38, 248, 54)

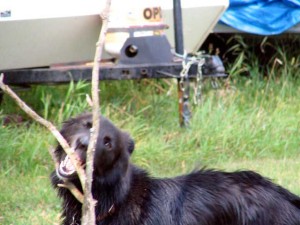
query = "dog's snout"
(76, 136, 89, 149)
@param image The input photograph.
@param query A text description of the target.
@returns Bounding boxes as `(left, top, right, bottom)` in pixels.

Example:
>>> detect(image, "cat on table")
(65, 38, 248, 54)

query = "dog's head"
(55, 113, 134, 182)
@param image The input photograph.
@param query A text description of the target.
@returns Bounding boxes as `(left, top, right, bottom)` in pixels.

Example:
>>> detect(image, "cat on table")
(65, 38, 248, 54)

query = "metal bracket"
(119, 35, 173, 65)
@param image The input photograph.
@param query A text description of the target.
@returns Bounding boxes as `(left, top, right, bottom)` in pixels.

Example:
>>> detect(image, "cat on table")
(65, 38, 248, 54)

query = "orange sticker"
(143, 7, 162, 22)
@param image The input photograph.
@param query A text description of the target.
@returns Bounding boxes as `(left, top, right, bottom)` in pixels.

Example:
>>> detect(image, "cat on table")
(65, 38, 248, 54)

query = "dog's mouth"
(57, 154, 87, 180)
(56, 136, 89, 180)
(58, 155, 77, 178)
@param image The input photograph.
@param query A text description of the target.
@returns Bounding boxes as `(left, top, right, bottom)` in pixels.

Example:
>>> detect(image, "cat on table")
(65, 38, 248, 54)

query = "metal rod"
(173, 0, 184, 55)
(173, 0, 191, 127)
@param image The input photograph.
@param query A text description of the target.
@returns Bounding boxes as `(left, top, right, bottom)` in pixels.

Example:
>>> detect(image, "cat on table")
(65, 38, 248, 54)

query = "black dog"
(51, 113, 300, 225)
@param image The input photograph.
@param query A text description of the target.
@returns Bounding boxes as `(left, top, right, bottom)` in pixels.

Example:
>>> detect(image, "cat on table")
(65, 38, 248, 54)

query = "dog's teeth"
(60, 155, 76, 174)
(62, 156, 68, 167)
(65, 158, 74, 171)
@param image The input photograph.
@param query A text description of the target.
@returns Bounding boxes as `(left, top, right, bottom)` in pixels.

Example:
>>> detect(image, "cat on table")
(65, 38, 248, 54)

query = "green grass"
(0, 172, 60, 225)
(1, 37, 300, 224)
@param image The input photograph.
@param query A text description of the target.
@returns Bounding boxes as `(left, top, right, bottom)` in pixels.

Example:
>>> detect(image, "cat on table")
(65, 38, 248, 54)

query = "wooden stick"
(81, 0, 112, 224)
(0, 73, 86, 195)
(58, 182, 84, 204)
(0, 1, 112, 223)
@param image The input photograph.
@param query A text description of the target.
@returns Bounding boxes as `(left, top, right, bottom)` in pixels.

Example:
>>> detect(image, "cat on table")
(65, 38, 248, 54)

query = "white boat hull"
(0, 0, 228, 70)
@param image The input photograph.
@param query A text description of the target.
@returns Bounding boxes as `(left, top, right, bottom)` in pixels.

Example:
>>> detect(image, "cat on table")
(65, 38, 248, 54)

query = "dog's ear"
(124, 132, 135, 154)
(128, 138, 135, 154)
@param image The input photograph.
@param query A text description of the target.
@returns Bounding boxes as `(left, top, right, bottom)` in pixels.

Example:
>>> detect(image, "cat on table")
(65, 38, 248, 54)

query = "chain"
(177, 52, 197, 126)
(179, 56, 197, 93)
(177, 52, 210, 106)
(176, 51, 211, 125)
(194, 52, 210, 105)
(193, 55, 205, 105)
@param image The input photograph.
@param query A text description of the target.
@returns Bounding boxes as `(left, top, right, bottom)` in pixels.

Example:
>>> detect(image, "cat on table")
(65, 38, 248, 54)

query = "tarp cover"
(220, 0, 300, 35)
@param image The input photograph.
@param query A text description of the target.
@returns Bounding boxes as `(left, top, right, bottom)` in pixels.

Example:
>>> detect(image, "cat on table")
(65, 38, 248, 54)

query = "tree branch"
(0, 1, 112, 224)
(81, 0, 112, 224)
(0, 73, 86, 198)
(58, 182, 84, 204)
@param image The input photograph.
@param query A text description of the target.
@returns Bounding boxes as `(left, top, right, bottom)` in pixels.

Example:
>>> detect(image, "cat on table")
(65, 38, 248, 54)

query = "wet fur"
(51, 113, 300, 225)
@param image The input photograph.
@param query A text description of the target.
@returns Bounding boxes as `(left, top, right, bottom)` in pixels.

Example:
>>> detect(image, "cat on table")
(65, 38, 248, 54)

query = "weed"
(0, 36, 299, 224)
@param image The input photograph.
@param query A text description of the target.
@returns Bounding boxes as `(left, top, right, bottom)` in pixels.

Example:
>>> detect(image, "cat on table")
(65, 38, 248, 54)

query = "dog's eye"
(78, 143, 86, 149)
(75, 142, 87, 152)
(85, 121, 92, 129)
(103, 136, 112, 150)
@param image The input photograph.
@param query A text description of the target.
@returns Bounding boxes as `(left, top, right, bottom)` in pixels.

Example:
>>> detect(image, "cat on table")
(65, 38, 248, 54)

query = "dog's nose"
(77, 136, 89, 149)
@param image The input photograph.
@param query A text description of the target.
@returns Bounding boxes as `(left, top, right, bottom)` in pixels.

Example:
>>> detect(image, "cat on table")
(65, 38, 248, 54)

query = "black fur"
(51, 113, 300, 225)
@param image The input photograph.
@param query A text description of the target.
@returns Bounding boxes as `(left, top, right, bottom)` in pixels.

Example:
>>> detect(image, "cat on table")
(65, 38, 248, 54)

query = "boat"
(0, 0, 228, 71)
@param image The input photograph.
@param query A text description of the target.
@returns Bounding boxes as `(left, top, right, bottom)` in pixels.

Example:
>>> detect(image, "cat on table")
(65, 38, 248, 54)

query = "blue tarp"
(220, 0, 300, 35)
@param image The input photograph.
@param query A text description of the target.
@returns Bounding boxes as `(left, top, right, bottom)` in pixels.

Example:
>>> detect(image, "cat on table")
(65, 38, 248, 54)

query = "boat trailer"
(0, 0, 227, 126)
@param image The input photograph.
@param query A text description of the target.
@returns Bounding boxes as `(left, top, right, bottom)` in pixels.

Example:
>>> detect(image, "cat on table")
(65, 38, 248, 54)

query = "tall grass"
(0, 35, 299, 224)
